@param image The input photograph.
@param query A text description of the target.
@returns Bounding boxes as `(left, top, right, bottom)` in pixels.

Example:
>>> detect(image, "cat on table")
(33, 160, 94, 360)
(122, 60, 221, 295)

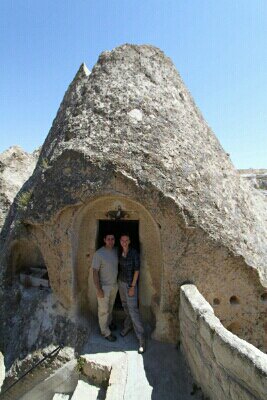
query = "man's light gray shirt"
(92, 246, 118, 286)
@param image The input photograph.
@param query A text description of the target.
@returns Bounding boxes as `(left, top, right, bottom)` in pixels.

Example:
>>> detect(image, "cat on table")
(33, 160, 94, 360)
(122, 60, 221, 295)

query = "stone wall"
(180, 284, 267, 400)
(0, 351, 5, 392)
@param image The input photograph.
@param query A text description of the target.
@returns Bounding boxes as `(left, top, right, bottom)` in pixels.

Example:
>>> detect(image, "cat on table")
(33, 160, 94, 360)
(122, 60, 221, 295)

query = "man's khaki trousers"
(97, 284, 118, 337)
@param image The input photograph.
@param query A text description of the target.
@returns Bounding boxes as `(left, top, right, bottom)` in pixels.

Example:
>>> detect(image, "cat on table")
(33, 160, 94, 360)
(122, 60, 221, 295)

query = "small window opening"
(229, 296, 239, 305)
(10, 240, 49, 289)
(213, 298, 220, 306)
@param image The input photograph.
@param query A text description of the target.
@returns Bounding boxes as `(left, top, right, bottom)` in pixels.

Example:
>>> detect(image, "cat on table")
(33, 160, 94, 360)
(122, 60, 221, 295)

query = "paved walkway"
(1, 320, 203, 400)
(81, 321, 202, 400)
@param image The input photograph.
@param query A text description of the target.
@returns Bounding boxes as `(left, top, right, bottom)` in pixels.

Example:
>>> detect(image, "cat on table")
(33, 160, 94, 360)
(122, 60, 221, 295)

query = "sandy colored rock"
(180, 284, 267, 400)
(239, 169, 267, 197)
(0, 44, 267, 367)
(0, 146, 38, 230)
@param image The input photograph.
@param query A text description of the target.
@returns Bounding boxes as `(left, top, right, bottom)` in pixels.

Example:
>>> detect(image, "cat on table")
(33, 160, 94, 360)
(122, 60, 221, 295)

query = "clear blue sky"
(0, 0, 266, 168)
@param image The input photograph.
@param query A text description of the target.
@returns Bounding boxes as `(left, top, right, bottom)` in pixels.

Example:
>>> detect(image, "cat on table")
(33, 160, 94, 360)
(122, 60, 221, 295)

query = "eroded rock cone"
(1, 45, 267, 358)
(11, 44, 267, 281)
(0, 146, 38, 230)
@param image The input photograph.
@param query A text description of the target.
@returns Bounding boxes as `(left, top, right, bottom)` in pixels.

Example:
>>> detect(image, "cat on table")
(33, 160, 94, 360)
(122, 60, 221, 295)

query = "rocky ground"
(1, 319, 203, 400)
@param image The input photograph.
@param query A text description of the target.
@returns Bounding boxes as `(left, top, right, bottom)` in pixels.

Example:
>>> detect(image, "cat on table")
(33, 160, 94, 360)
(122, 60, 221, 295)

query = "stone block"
(52, 394, 70, 400)
(207, 372, 229, 400)
(199, 312, 221, 347)
(229, 379, 259, 400)
(82, 353, 112, 387)
(213, 325, 267, 400)
(71, 380, 99, 400)
(0, 352, 4, 392)
(20, 360, 78, 400)
(180, 284, 267, 400)
(199, 335, 214, 365)
(180, 285, 214, 323)
(82, 352, 127, 400)
(179, 298, 198, 324)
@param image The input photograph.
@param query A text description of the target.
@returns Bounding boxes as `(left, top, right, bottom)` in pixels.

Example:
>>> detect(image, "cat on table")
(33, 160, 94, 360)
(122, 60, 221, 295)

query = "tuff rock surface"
(1, 284, 88, 370)
(0, 44, 267, 370)
(0, 146, 38, 230)
(5, 44, 266, 284)
(239, 169, 267, 197)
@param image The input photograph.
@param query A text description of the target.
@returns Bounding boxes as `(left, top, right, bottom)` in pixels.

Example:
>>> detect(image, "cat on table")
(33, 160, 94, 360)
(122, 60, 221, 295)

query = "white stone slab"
(71, 380, 99, 400)
(0, 351, 4, 392)
(20, 360, 78, 400)
(53, 394, 70, 399)
(20, 273, 49, 287)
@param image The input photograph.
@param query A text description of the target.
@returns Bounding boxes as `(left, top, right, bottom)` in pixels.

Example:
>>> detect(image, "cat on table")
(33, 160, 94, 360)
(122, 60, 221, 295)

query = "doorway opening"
(96, 220, 139, 251)
(97, 220, 139, 310)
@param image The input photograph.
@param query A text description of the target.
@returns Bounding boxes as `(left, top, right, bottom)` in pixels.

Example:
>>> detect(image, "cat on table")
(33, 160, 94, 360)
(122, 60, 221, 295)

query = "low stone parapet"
(180, 284, 267, 400)
(0, 352, 4, 392)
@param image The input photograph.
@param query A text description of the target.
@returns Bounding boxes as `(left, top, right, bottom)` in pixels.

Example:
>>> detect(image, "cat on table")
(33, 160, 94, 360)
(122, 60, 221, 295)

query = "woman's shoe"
(138, 339, 146, 354)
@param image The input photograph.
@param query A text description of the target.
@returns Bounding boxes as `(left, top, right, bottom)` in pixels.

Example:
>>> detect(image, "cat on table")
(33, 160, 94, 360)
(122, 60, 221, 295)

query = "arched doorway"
(72, 195, 162, 330)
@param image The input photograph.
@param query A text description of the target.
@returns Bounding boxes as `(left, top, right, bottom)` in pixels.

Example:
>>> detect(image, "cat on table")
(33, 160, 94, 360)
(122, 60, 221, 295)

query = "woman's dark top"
(118, 248, 140, 286)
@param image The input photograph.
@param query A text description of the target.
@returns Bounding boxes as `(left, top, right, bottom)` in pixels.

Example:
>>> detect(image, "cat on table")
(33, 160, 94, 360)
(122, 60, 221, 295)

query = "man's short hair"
(103, 232, 115, 239)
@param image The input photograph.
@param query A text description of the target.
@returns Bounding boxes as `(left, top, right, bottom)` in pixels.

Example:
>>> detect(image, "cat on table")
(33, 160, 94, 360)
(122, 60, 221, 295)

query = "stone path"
(1, 321, 203, 400)
(81, 322, 203, 400)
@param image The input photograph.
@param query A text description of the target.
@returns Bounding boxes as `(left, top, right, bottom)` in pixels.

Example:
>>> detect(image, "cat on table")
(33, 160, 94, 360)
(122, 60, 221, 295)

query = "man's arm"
(93, 269, 104, 298)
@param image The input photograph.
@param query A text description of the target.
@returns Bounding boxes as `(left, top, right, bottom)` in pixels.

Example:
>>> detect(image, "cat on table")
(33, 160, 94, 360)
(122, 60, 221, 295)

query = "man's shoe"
(120, 327, 133, 337)
(105, 334, 117, 342)
(138, 339, 146, 354)
(109, 322, 117, 331)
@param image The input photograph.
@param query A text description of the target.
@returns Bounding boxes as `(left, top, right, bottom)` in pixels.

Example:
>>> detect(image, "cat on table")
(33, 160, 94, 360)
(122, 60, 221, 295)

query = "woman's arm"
(128, 270, 139, 297)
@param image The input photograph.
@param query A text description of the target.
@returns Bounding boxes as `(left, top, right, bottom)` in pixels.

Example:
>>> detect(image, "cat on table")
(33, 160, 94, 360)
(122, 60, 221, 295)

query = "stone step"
(52, 394, 70, 400)
(70, 380, 99, 400)
(18, 360, 78, 400)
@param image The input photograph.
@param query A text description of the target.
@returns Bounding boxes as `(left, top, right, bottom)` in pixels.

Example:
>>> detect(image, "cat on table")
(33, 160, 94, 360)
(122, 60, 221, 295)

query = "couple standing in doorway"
(92, 232, 145, 354)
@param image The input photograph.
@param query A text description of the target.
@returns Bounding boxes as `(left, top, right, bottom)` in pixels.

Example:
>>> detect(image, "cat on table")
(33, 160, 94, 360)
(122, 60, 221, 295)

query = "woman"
(118, 233, 145, 353)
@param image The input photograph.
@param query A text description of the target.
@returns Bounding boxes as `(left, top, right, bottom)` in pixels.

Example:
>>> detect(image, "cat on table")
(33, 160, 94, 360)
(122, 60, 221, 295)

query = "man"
(92, 232, 118, 342)
(118, 233, 145, 353)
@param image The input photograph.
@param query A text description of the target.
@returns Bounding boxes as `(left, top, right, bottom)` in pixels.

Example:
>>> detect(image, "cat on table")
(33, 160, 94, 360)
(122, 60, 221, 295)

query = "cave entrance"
(9, 239, 49, 289)
(96, 220, 139, 251)
(97, 219, 139, 310)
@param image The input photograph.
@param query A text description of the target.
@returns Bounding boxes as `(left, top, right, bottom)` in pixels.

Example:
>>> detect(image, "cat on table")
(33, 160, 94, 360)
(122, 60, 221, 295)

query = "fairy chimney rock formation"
(0, 146, 38, 230)
(1, 44, 267, 349)
(17, 45, 267, 281)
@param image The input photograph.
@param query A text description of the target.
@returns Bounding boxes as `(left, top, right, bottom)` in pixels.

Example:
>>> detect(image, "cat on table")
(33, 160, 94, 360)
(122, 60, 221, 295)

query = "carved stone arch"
(72, 195, 163, 330)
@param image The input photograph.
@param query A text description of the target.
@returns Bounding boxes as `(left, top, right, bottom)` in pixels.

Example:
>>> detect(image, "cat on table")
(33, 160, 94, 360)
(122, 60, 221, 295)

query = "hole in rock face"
(229, 296, 239, 305)
(227, 322, 241, 335)
(10, 240, 49, 289)
(213, 298, 220, 306)
(260, 293, 267, 302)
(179, 92, 185, 101)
